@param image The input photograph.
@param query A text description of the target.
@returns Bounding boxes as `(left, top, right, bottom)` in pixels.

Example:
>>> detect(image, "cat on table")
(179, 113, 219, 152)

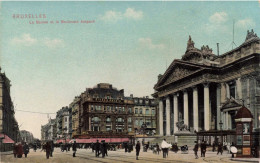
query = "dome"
(235, 106, 253, 119)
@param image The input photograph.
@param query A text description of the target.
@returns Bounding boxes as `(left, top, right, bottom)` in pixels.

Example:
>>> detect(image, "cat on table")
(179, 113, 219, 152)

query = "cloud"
(209, 12, 228, 24)
(124, 8, 143, 20)
(100, 8, 143, 22)
(236, 18, 256, 29)
(138, 38, 165, 49)
(100, 10, 123, 22)
(10, 34, 64, 48)
(43, 38, 65, 48)
(11, 34, 37, 46)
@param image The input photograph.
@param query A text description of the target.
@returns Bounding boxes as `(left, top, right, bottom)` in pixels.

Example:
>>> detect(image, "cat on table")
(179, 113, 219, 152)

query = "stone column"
(183, 89, 189, 127)
(204, 83, 210, 131)
(223, 112, 226, 130)
(216, 84, 221, 130)
(225, 112, 229, 130)
(226, 83, 230, 99)
(166, 97, 171, 135)
(193, 86, 199, 132)
(173, 94, 178, 133)
(236, 78, 242, 99)
(159, 100, 164, 135)
(220, 83, 226, 103)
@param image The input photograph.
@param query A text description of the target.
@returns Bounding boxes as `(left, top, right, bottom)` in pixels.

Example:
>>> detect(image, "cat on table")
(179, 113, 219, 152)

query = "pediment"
(221, 98, 242, 110)
(155, 60, 202, 89)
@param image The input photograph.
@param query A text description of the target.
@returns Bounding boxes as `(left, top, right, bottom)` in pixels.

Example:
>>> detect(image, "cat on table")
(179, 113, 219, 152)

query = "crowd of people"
(12, 139, 236, 160)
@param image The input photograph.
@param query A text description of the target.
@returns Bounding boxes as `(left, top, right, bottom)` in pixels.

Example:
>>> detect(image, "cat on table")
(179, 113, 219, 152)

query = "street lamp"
(219, 120, 223, 144)
(141, 122, 147, 151)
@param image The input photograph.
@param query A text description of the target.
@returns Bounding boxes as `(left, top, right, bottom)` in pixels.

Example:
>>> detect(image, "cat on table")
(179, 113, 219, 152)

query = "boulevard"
(1, 148, 255, 163)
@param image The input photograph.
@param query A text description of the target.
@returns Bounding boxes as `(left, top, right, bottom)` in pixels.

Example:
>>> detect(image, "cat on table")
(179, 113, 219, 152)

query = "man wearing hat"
(135, 141, 141, 160)
(193, 141, 199, 159)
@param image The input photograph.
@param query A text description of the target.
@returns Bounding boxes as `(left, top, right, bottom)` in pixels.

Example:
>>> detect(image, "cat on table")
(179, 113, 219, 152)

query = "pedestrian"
(156, 143, 160, 155)
(124, 142, 128, 153)
(201, 141, 207, 157)
(217, 142, 223, 155)
(95, 140, 100, 157)
(230, 142, 235, 158)
(72, 141, 77, 157)
(161, 139, 171, 158)
(104, 141, 108, 156)
(135, 141, 140, 160)
(45, 141, 51, 159)
(17, 142, 23, 158)
(50, 141, 54, 157)
(91, 142, 94, 152)
(128, 143, 132, 153)
(13, 143, 18, 158)
(212, 141, 216, 152)
(193, 141, 199, 159)
(23, 142, 29, 158)
(33, 143, 37, 152)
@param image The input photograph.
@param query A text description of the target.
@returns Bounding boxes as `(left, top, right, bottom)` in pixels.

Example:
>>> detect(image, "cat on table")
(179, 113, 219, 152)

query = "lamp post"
(141, 122, 147, 151)
(219, 120, 223, 144)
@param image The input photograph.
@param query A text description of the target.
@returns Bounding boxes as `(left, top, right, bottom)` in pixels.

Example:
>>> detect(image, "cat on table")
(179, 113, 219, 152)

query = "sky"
(0, 1, 259, 139)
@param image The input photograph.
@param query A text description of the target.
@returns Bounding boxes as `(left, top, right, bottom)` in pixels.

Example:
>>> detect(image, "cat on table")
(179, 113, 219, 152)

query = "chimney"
(130, 94, 133, 98)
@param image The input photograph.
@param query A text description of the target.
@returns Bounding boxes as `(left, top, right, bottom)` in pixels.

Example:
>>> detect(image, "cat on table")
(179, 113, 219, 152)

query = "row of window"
(134, 108, 156, 115)
(90, 105, 132, 113)
(91, 126, 132, 132)
(135, 119, 156, 127)
(134, 99, 154, 105)
(91, 117, 132, 123)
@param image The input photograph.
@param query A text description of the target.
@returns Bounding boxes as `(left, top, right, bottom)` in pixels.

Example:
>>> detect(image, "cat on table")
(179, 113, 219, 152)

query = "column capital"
(192, 85, 198, 91)
(203, 82, 210, 88)
(182, 88, 188, 93)
(216, 83, 221, 89)
(173, 92, 180, 97)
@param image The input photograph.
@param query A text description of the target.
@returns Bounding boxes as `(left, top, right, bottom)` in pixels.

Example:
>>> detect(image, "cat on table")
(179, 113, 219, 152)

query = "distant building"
(70, 96, 81, 137)
(20, 130, 34, 144)
(0, 67, 19, 152)
(41, 118, 57, 141)
(128, 95, 158, 136)
(72, 83, 135, 143)
(56, 106, 72, 140)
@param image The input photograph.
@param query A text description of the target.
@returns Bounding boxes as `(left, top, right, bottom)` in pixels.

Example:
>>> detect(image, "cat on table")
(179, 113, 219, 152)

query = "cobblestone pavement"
(1, 148, 257, 163)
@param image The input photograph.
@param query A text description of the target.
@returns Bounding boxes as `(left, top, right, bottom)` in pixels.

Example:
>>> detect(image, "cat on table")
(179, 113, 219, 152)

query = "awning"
(56, 139, 71, 144)
(75, 138, 129, 143)
(0, 134, 15, 144)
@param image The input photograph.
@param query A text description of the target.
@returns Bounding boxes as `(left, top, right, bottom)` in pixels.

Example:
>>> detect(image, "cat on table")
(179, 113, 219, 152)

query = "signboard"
(237, 135, 242, 145)
(242, 147, 251, 155)
(237, 148, 242, 154)
(243, 135, 250, 145)
(236, 124, 243, 134)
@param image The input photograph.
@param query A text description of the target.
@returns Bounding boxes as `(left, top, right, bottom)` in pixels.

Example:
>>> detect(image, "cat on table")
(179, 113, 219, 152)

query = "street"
(1, 148, 256, 163)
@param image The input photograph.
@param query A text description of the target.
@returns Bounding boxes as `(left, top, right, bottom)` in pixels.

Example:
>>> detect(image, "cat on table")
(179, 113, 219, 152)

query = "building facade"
(0, 68, 19, 151)
(41, 118, 57, 141)
(153, 30, 260, 144)
(73, 83, 135, 140)
(20, 130, 34, 144)
(56, 106, 72, 140)
(129, 95, 157, 136)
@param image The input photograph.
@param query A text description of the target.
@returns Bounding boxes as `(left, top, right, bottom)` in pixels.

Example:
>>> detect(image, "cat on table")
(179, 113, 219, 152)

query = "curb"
(231, 158, 260, 163)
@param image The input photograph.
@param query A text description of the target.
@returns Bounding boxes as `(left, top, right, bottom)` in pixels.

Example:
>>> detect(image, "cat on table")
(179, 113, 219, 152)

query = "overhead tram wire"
(15, 109, 56, 118)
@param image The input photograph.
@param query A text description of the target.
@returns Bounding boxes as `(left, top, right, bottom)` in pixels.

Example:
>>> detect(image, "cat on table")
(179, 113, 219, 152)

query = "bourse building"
(153, 29, 260, 145)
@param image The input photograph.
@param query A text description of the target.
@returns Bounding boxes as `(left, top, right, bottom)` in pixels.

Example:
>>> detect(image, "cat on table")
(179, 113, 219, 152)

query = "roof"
(235, 106, 253, 119)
